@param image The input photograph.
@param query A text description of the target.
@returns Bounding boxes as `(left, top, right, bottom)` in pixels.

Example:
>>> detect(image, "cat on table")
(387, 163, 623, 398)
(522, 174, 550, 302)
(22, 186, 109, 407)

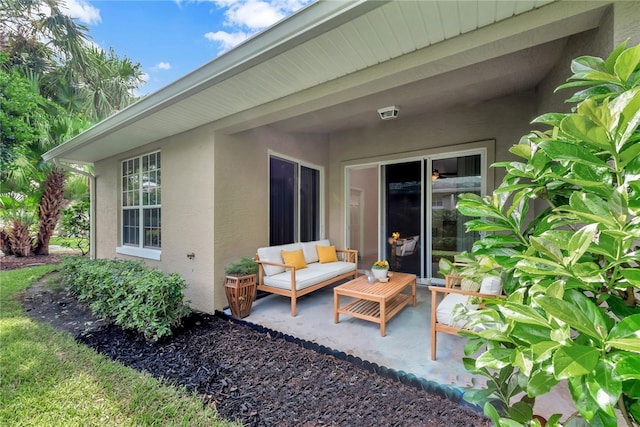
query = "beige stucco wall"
(93, 125, 216, 313)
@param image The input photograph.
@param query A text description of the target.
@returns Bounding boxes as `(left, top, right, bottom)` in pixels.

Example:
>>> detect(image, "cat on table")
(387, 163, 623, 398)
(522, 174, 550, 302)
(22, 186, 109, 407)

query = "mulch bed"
(10, 254, 489, 427)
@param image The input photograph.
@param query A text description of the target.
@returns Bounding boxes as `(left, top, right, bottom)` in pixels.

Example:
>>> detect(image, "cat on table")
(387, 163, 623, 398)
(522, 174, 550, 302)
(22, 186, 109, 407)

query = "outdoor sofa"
(256, 239, 358, 316)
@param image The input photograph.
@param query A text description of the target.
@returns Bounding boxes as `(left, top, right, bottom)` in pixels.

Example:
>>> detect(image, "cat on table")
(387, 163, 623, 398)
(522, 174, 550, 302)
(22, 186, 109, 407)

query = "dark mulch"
(13, 254, 489, 427)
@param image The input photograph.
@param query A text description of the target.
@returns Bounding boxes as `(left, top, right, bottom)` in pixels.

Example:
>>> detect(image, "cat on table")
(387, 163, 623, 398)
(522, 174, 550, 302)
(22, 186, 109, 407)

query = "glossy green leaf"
(516, 257, 567, 277)
(540, 137, 609, 163)
(526, 369, 558, 396)
(530, 236, 563, 262)
(476, 348, 513, 370)
(567, 224, 598, 265)
(553, 346, 599, 379)
(615, 354, 640, 380)
(614, 44, 640, 83)
(566, 192, 617, 227)
(608, 314, 640, 340)
(568, 376, 599, 421)
(620, 139, 640, 168)
(535, 296, 603, 340)
(620, 268, 640, 286)
(604, 41, 629, 73)
(585, 361, 621, 417)
(613, 88, 640, 150)
(531, 341, 559, 362)
(607, 314, 640, 352)
(508, 400, 533, 424)
(564, 290, 608, 339)
(499, 303, 549, 328)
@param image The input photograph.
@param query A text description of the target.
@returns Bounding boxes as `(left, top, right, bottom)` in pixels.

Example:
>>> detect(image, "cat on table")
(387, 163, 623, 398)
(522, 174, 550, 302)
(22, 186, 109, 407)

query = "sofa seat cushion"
(436, 293, 478, 329)
(263, 261, 356, 291)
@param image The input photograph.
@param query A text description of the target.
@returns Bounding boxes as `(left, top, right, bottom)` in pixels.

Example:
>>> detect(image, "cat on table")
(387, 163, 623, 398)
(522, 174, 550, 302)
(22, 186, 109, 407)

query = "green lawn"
(0, 266, 238, 427)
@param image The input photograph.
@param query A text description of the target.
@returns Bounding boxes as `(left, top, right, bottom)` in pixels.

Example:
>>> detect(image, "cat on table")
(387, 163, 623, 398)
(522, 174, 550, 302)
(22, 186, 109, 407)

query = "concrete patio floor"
(234, 282, 574, 421)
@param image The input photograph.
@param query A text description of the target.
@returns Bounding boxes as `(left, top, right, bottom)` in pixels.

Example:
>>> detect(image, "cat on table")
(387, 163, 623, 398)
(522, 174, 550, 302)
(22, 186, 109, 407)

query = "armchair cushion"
(436, 293, 478, 328)
(479, 276, 502, 295)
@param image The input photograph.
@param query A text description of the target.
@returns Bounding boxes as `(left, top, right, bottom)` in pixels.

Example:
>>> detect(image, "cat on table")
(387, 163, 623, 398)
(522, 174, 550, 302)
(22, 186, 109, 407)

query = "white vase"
(371, 268, 388, 280)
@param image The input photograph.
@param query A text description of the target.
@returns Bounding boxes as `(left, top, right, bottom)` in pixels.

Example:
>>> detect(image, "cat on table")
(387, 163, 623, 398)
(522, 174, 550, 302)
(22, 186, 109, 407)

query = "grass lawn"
(0, 265, 238, 427)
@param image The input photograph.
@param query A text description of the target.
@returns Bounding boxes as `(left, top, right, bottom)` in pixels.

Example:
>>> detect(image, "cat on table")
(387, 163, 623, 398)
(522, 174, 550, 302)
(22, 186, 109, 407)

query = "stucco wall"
(93, 125, 216, 313)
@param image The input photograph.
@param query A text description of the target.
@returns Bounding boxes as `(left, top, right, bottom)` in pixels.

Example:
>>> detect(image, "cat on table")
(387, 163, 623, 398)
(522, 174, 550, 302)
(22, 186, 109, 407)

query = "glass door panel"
(383, 162, 422, 275)
(429, 155, 481, 280)
(347, 166, 379, 271)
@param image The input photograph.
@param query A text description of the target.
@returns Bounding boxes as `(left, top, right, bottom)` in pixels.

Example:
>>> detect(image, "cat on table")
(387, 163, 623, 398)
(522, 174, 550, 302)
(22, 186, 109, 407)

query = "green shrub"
(60, 257, 191, 340)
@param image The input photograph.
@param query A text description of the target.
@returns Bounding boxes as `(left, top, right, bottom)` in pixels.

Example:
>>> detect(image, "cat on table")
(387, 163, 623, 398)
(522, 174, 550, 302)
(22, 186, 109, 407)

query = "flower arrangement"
(388, 232, 400, 245)
(372, 260, 389, 270)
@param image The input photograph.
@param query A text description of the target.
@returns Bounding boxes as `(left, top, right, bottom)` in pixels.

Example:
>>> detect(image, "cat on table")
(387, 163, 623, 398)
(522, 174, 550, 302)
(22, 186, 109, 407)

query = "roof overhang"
(43, 0, 612, 164)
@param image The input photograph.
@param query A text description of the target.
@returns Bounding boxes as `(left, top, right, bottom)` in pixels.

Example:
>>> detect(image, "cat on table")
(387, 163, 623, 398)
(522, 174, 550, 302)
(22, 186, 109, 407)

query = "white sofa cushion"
(480, 276, 502, 295)
(436, 293, 478, 328)
(263, 261, 356, 291)
(257, 243, 301, 276)
(300, 239, 330, 264)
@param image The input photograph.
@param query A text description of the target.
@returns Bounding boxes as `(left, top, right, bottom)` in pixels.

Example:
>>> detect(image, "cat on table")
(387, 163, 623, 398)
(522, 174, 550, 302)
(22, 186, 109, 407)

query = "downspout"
(53, 160, 97, 260)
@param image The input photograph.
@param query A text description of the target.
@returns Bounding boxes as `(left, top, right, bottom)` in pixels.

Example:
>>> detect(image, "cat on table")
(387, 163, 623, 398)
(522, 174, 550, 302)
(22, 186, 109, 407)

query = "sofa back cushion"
(281, 249, 307, 270)
(300, 239, 330, 264)
(257, 243, 301, 276)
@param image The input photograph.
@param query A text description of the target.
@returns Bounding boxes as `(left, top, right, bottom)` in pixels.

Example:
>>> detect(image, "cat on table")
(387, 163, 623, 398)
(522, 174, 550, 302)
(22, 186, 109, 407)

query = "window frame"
(268, 152, 324, 245)
(116, 150, 161, 260)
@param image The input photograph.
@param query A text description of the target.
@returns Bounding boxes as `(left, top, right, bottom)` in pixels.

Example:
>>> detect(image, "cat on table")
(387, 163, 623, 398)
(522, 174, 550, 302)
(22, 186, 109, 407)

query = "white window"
(117, 151, 161, 260)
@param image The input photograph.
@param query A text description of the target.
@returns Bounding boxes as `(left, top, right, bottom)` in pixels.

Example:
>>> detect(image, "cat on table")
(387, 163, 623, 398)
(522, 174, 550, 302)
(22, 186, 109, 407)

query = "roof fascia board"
(214, 0, 611, 134)
(43, 0, 383, 162)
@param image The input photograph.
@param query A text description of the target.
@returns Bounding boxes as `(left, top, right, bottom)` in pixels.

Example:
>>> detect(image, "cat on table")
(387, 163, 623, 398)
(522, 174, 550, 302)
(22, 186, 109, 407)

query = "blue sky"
(62, 0, 314, 95)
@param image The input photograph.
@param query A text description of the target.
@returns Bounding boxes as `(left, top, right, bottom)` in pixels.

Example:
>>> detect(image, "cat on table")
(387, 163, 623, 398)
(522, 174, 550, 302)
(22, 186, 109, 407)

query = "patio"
(236, 281, 574, 420)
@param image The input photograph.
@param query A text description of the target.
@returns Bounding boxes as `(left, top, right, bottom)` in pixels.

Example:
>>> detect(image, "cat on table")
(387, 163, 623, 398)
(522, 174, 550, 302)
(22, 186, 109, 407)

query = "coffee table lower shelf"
(336, 293, 411, 336)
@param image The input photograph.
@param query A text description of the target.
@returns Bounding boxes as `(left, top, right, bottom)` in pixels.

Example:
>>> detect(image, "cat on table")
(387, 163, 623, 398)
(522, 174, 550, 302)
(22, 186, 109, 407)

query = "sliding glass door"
(349, 150, 484, 281)
(429, 154, 482, 280)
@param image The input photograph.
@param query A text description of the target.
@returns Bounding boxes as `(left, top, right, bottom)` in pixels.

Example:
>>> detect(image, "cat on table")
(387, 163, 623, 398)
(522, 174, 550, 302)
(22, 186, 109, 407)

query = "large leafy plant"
(457, 42, 640, 426)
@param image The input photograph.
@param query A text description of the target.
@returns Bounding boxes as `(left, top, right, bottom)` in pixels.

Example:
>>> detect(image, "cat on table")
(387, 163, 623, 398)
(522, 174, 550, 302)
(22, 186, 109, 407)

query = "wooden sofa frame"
(256, 248, 358, 317)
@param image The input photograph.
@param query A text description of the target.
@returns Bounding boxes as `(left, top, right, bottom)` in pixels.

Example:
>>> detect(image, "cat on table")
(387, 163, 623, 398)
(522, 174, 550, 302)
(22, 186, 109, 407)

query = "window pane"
(123, 209, 140, 246)
(269, 157, 296, 245)
(143, 208, 161, 248)
(300, 166, 319, 242)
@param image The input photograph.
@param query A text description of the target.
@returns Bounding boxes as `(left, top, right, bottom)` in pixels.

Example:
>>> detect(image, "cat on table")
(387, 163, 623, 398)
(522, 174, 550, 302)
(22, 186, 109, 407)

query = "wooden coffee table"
(334, 272, 417, 336)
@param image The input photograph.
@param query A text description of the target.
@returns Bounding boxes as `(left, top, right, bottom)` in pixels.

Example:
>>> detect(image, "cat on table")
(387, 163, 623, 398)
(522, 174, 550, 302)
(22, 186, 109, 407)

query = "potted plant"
(371, 260, 389, 280)
(224, 256, 259, 318)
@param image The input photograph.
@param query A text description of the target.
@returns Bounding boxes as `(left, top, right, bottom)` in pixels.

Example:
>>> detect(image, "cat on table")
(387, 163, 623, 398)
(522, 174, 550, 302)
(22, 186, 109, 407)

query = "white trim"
(116, 246, 161, 261)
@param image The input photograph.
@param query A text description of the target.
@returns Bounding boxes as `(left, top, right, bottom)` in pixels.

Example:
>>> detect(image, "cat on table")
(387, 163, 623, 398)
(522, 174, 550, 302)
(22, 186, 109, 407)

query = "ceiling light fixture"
(377, 106, 399, 120)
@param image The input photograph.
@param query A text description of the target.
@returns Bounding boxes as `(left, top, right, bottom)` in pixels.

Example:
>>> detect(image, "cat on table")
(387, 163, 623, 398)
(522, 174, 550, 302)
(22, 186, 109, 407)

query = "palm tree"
(1, 0, 142, 255)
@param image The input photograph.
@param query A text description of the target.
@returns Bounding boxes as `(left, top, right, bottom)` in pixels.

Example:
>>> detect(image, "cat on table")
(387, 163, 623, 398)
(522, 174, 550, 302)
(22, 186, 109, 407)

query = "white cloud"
(204, 30, 250, 52)
(61, 0, 101, 25)
(202, 0, 312, 52)
(153, 62, 172, 71)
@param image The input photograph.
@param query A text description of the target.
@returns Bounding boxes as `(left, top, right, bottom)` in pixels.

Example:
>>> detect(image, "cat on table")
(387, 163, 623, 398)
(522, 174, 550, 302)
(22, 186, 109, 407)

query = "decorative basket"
(224, 274, 257, 318)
